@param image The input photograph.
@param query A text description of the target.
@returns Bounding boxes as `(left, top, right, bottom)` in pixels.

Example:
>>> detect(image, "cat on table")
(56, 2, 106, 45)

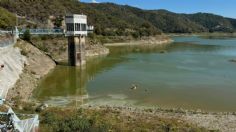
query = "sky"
(81, 0, 236, 18)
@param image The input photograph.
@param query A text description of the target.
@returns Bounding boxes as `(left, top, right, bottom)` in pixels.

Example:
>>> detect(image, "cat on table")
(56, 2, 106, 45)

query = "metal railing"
(1, 27, 93, 36)
(0, 30, 12, 35)
(20, 28, 64, 35)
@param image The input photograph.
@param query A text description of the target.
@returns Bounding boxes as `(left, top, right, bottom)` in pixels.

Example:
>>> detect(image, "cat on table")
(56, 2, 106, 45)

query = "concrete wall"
(0, 44, 26, 98)
(68, 36, 86, 66)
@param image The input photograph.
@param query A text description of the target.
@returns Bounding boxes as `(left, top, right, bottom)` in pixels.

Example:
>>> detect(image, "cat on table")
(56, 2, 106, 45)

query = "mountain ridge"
(0, 0, 236, 36)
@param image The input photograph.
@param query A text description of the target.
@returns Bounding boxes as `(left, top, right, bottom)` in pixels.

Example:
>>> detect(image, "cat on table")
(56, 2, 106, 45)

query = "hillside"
(184, 13, 235, 32)
(134, 9, 207, 33)
(0, 7, 16, 29)
(0, 0, 236, 35)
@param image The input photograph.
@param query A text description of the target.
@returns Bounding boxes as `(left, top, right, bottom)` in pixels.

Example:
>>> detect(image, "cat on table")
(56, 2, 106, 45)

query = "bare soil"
(7, 40, 56, 101)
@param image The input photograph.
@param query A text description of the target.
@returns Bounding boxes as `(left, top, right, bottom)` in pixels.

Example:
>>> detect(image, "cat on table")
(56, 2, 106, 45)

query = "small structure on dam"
(65, 14, 94, 66)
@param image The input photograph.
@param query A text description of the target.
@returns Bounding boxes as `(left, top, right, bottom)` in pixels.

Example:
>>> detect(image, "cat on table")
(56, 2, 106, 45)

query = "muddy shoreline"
(83, 104, 236, 132)
(104, 36, 173, 46)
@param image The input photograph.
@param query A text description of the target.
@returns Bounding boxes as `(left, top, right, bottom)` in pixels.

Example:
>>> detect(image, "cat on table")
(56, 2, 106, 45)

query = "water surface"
(35, 36, 236, 112)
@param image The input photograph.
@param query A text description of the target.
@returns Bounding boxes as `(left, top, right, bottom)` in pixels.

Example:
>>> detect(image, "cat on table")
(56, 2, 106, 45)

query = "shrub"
(38, 44, 49, 53)
(40, 108, 111, 132)
(20, 50, 28, 57)
(22, 29, 31, 42)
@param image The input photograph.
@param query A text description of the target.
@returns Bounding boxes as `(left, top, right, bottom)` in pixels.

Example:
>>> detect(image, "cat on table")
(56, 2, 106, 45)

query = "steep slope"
(185, 13, 235, 32)
(0, 42, 26, 98)
(132, 9, 207, 33)
(7, 40, 56, 100)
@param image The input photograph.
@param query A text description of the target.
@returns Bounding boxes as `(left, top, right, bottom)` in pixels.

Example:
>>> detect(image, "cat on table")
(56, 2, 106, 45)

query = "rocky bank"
(31, 36, 109, 62)
(7, 40, 56, 101)
(104, 35, 173, 46)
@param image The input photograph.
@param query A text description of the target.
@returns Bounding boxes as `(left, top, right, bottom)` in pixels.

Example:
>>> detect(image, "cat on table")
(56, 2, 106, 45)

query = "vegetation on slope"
(1, 102, 207, 132)
(0, 7, 15, 29)
(123, 8, 206, 33)
(0, 0, 236, 35)
(185, 13, 235, 33)
(39, 108, 208, 132)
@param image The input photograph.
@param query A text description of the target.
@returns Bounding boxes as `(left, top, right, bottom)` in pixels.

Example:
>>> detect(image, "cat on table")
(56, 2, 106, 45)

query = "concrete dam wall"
(0, 39, 26, 99)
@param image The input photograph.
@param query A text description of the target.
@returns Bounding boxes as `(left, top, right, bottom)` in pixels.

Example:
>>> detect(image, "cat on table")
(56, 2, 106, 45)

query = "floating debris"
(229, 59, 236, 63)
(159, 50, 167, 54)
(130, 84, 137, 90)
(0, 64, 4, 71)
(36, 103, 49, 112)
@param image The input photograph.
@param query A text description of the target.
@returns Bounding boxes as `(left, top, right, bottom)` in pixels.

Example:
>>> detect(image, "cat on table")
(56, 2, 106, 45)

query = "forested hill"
(0, 7, 16, 29)
(1, 0, 236, 36)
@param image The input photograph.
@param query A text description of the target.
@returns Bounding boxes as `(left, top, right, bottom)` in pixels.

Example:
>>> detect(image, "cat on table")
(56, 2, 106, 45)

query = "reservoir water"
(35, 36, 236, 112)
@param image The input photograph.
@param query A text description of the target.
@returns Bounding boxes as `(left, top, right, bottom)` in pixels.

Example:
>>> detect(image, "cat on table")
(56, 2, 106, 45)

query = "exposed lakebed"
(35, 36, 236, 112)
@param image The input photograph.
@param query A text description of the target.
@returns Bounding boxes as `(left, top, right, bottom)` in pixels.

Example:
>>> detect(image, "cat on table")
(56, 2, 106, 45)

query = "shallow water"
(35, 36, 236, 112)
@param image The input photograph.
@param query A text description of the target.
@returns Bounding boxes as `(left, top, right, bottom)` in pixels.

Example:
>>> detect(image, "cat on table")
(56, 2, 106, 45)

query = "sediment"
(104, 36, 173, 46)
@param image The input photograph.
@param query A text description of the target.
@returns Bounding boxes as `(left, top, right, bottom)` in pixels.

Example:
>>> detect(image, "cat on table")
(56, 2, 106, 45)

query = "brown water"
(35, 36, 236, 112)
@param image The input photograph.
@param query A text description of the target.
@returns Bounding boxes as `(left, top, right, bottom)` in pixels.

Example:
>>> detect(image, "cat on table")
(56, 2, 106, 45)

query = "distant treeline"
(1, 0, 236, 37)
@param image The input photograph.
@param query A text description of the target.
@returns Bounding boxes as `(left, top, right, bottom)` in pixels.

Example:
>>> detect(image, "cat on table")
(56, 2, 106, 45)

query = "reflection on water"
(200, 35, 236, 40)
(35, 55, 127, 106)
(35, 36, 236, 111)
(34, 66, 88, 106)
